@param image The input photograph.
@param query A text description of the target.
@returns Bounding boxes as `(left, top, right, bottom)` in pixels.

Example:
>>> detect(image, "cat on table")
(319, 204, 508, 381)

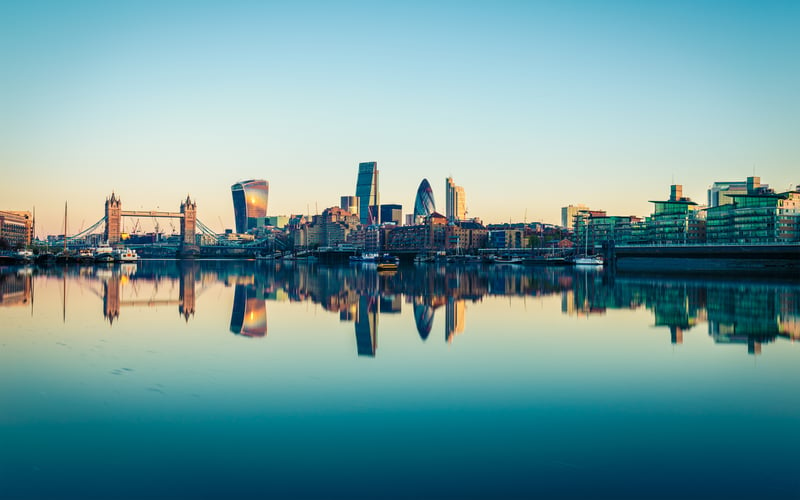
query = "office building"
(0, 210, 33, 248)
(355, 162, 379, 225)
(413, 178, 436, 223)
(380, 204, 402, 225)
(231, 179, 269, 233)
(646, 185, 705, 243)
(708, 177, 769, 207)
(561, 204, 589, 229)
(340, 195, 359, 217)
(445, 177, 466, 222)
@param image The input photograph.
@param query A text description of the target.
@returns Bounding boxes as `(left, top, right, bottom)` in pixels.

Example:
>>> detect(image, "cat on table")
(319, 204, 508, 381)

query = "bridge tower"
(105, 193, 122, 244)
(180, 195, 197, 245)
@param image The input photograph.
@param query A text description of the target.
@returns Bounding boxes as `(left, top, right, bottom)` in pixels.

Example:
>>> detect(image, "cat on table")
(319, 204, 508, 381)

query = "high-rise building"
(380, 204, 402, 225)
(413, 178, 436, 222)
(561, 204, 589, 229)
(355, 162, 379, 225)
(231, 179, 269, 233)
(445, 177, 466, 222)
(340, 195, 359, 217)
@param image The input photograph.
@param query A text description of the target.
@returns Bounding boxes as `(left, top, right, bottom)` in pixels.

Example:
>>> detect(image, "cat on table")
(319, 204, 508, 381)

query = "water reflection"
(1, 261, 798, 356)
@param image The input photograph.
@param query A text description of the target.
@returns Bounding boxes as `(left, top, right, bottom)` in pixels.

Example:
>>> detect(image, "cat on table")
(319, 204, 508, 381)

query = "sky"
(1, 0, 798, 236)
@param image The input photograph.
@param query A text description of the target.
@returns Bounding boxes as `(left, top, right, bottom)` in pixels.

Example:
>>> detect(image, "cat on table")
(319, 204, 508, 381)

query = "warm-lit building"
(561, 204, 589, 230)
(0, 210, 33, 248)
(231, 179, 269, 233)
(385, 212, 448, 252)
(445, 177, 466, 222)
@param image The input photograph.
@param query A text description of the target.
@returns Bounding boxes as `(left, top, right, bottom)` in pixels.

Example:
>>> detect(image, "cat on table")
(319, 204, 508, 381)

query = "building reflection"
(355, 295, 378, 357)
(0, 270, 32, 307)
(230, 284, 267, 338)
(3, 260, 798, 357)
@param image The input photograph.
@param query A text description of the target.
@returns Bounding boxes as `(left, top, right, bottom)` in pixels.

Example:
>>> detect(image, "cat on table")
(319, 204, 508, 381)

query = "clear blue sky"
(1, 0, 797, 235)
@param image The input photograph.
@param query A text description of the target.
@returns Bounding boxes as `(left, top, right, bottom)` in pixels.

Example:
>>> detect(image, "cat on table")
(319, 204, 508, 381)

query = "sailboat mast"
(64, 202, 68, 254)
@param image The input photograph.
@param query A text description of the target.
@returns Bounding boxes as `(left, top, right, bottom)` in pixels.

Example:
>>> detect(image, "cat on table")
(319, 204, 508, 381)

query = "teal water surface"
(1, 260, 798, 499)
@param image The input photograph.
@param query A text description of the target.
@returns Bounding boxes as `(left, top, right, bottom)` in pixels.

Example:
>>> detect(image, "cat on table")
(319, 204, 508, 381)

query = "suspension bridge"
(48, 192, 288, 257)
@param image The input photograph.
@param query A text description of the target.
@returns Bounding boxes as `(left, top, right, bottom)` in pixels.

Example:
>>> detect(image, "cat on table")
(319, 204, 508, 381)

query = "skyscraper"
(413, 178, 436, 222)
(445, 177, 466, 222)
(231, 179, 269, 233)
(355, 162, 379, 225)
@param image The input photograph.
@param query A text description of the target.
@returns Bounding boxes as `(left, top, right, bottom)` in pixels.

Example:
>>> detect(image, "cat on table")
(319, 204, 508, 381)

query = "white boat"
(77, 248, 95, 262)
(94, 243, 114, 262)
(492, 255, 524, 265)
(574, 255, 604, 266)
(113, 247, 139, 262)
(350, 252, 379, 263)
(14, 250, 35, 262)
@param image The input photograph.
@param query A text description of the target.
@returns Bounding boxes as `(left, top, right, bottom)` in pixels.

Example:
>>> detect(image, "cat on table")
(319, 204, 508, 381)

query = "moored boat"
(113, 247, 139, 262)
(573, 255, 604, 266)
(376, 253, 399, 271)
(94, 243, 114, 262)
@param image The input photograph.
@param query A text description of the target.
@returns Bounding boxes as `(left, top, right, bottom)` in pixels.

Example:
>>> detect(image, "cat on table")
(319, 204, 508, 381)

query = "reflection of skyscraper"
(445, 298, 465, 343)
(355, 162, 379, 225)
(445, 177, 466, 222)
(413, 302, 434, 340)
(230, 285, 267, 337)
(231, 179, 269, 233)
(413, 178, 436, 222)
(355, 295, 378, 356)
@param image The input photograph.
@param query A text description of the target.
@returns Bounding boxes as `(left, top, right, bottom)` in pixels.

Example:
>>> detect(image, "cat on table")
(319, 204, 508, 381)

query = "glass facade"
(355, 162, 378, 225)
(231, 180, 269, 233)
(413, 178, 436, 220)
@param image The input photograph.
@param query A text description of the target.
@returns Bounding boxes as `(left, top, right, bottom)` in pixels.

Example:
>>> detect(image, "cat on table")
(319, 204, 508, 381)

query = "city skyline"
(1, 1, 797, 235)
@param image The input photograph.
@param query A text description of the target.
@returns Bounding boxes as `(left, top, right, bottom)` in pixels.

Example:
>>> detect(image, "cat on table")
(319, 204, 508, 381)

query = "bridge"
(47, 192, 287, 258)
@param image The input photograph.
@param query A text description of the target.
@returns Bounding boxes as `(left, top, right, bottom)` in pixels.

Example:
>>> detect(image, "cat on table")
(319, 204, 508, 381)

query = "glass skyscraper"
(413, 178, 436, 221)
(231, 179, 269, 233)
(355, 162, 379, 225)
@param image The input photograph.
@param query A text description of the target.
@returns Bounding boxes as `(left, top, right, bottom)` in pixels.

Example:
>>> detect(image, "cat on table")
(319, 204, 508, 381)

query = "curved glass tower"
(231, 179, 269, 233)
(413, 178, 436, 221)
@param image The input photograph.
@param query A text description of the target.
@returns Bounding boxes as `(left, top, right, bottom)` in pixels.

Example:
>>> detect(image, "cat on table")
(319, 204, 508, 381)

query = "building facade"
(231, 179, 269, 233)
(561, 204, 589, 229)
(445, 177, 466, 222)
(646, 185, 705, 244)
(0, 210, 33, 248)
(355, 162, 379, 225)
(380, 204, 402, 225)
(413, 178, 436, 223)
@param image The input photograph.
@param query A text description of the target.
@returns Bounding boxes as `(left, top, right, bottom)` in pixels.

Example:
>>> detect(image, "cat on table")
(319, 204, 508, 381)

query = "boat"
(574, 255, 604, 266)
(13, 250, 35, 262)
(113, 247, 139, 262)
(492, 255, 524, 265)
(572, 227, 604, 266)
(350, 252, 379, 263)
(94, 243, 114, 262)
(77, 248, 95, 263)
(376, 254, 399, 271)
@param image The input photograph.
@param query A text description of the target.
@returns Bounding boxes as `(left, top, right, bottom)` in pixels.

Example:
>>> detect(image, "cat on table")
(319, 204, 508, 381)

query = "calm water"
(1, 260, 798, 499)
